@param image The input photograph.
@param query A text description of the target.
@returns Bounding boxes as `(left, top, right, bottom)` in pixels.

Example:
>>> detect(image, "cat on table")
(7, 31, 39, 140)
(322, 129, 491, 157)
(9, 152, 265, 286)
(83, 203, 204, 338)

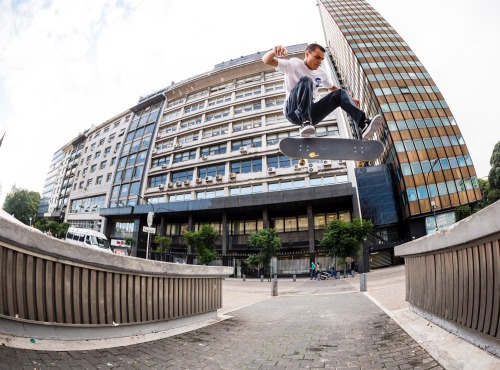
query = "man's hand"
(272, 45, 287, 57)
(352, 98, 360, 108)
(262, 45, 287, 67)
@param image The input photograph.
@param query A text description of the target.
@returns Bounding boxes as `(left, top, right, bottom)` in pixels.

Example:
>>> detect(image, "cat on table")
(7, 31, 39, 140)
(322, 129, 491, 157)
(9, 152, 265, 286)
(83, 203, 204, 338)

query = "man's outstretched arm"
(262, 45, 287, 67)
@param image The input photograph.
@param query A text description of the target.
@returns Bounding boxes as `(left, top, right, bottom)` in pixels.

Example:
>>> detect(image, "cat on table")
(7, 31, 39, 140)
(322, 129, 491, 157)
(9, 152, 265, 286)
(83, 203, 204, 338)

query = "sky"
(0, 0, 498, 206)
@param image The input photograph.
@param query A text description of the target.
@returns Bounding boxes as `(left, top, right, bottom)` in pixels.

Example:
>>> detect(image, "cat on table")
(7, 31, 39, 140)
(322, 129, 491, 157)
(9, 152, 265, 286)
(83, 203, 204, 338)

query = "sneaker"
(360, 115, 383, 140)
(300, 122, 315, 137)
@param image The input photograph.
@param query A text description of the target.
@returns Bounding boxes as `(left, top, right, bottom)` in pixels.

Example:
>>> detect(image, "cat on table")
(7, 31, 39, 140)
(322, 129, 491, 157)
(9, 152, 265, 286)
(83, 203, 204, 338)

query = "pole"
(146, 232, 151, 260)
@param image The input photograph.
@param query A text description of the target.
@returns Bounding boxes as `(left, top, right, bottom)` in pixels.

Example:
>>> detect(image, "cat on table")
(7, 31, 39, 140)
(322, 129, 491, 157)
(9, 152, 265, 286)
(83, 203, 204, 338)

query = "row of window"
(374, 85, 439, 97)
(164, 95, 285, 125)
(182, 83, 284, 113)
(157, 210, 352, 237)
(346, 33, 401, 40)
(361, 60, 423, 69)
(404, 177, 480, 203)
(394, 135, 465, 153)
(387, 117, 457, 130)
(69, 195, 106, 213)
(367, 72, 431, 82)
(352, 41, 408, 49)
(148, 154, 302, 186)
(87, 118, 126, 142)
(341, 26, 395, 32)
(155, 117, 337, 152)
(77, 172, 113, 190)
(166, 71, 283, 109)
(397, 156, 473, 179)
(380, 99, 448, 112)
(113, 174, 349, 208)
(355, 50, 415, 58)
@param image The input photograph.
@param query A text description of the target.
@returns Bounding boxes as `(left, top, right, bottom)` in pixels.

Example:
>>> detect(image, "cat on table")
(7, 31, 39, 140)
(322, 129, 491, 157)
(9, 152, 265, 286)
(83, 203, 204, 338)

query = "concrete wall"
(395, 200, 500, 357)
(0, 209, 233, 343)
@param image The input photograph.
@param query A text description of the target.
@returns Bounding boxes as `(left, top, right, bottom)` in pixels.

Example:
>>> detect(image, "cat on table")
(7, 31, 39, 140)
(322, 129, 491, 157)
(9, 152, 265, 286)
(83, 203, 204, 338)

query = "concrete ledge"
(395, 200, 500, 256)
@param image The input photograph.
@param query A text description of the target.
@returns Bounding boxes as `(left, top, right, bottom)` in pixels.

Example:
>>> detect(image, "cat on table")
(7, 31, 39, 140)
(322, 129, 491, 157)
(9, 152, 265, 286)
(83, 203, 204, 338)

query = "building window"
(203, 124, 228, 138)
(173, 150, 196, 163)
(235, 87, 261, 100)
(231, 137, 262, 151)
(233, 118, 262, 132)
(171, 170, 194, 182)
(230, 158, 262, 173)
(267, 154, 297, 169)
(151, 156, 170, 168)
(201, 144, 227, 156)
(148, 175, 167, 187)
(206, 107, 230, 122)
(208, 94, 231, 106)
(267, 131, 297, 145)
(234, 101, 262, 115)
(229, 184, 263, 196)
(198, 164, 225, 178)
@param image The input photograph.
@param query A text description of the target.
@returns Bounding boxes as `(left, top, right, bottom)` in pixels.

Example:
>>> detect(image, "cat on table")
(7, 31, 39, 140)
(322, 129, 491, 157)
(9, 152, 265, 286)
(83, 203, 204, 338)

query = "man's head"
(304, 43, 326, 70)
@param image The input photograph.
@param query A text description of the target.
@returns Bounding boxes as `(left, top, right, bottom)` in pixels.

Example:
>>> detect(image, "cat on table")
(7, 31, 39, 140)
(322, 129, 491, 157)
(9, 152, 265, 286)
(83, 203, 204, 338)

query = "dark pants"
(285, 76, 366, 127)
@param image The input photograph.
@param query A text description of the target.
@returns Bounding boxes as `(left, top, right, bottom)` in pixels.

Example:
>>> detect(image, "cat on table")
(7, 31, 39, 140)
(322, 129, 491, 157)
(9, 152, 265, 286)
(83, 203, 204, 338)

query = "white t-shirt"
(276, 57, 334, 102)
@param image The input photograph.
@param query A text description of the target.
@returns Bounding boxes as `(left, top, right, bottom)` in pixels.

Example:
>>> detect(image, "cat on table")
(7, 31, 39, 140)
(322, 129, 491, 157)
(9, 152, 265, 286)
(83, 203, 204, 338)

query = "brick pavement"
(0, 277, 443, 370)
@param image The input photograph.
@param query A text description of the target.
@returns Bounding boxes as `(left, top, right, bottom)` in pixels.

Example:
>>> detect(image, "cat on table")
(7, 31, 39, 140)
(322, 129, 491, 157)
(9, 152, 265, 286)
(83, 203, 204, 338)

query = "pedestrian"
(315, 262, 320, 280)
(310, 261, 315, 279)
(351, 259, 357, 275)
(262, 43, 382, 138)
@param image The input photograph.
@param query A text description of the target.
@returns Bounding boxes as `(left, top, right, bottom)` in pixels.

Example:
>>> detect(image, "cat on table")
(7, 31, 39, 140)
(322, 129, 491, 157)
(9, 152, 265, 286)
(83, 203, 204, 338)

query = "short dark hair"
(306, 43, 326, 53)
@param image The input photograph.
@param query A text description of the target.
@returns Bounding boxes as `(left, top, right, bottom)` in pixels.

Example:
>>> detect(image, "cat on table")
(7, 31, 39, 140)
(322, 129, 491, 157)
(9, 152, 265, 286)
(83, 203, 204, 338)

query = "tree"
(2, 188, 40, 226)
(154, 235, 172, 253)
(454, 205, 473, 222)
(488, 141, 500, 190)
(320, 219, 373, 275)
(248, 228, 281, 279)
(184, 225, 219, 265)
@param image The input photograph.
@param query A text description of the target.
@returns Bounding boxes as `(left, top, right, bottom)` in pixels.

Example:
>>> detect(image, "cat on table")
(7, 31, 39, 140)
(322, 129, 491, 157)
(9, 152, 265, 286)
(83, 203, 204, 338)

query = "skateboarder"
(262, 44, 382, 138)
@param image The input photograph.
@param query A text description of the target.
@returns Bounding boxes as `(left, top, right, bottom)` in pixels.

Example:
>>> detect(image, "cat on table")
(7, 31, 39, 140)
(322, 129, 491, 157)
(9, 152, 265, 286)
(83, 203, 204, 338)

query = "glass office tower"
(317, 0, 481, 234)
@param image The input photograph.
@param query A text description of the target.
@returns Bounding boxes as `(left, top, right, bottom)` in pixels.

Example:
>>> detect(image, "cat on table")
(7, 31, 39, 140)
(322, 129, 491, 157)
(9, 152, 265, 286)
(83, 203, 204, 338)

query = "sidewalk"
(220, 265, 499, 369)
(0, 265, 498, 369)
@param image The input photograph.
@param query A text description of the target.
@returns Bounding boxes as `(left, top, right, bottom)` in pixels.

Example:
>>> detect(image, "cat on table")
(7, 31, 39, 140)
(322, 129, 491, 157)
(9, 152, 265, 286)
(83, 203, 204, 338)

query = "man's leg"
(311, 88, 365, 126)
(285, 76, 314, 125)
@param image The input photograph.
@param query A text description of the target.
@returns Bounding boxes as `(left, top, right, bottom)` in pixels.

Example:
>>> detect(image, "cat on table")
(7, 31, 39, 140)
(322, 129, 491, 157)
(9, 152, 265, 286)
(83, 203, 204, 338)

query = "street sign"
(142, 226, 155, 233)
(147, 211, 154, 227)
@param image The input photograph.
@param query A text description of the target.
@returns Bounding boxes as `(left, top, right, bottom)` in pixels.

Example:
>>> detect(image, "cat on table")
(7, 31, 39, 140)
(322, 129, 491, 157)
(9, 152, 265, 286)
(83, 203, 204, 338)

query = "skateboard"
(279, 137, 384, 161)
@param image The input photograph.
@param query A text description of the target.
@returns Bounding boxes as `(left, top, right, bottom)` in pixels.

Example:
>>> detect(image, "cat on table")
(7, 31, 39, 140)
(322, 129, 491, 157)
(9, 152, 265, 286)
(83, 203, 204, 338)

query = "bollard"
(336, 271, 340, 279)
(351, 270, 354, 277)
(360, 273, 367, 292)
(293, 274, 296, 282)
(274, 274, 277, 280)
(271, 279, 278, 296)
(243, 274, 246, 281)
(261, 275, 264, 282)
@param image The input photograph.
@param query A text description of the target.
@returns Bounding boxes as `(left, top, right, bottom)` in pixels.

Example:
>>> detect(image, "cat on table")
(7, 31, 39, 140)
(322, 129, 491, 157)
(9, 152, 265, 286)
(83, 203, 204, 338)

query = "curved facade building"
(318, 0, 481, 235)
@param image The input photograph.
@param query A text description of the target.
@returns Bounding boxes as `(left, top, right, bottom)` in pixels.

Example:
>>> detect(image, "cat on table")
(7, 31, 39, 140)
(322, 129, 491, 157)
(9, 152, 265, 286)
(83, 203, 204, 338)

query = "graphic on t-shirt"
(315, 78, 321, 87)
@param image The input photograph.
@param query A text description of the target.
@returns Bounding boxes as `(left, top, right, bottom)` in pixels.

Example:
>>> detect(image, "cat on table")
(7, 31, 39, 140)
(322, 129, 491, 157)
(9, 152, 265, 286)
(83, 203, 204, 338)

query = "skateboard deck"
(279, 137, 384, 161)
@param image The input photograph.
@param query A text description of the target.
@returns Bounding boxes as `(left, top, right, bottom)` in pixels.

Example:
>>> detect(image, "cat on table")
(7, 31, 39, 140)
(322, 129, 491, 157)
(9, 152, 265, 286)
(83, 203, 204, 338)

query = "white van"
(66, 227, 112, 253)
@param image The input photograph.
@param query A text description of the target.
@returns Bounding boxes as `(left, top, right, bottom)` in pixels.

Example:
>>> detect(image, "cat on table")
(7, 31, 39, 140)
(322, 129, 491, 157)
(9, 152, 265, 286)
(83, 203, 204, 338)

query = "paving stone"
(0, 279, 444, 369)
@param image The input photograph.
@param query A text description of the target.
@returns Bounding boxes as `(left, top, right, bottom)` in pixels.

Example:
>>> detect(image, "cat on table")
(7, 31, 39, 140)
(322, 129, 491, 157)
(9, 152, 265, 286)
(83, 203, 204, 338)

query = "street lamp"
(425, 158, 440, 232)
